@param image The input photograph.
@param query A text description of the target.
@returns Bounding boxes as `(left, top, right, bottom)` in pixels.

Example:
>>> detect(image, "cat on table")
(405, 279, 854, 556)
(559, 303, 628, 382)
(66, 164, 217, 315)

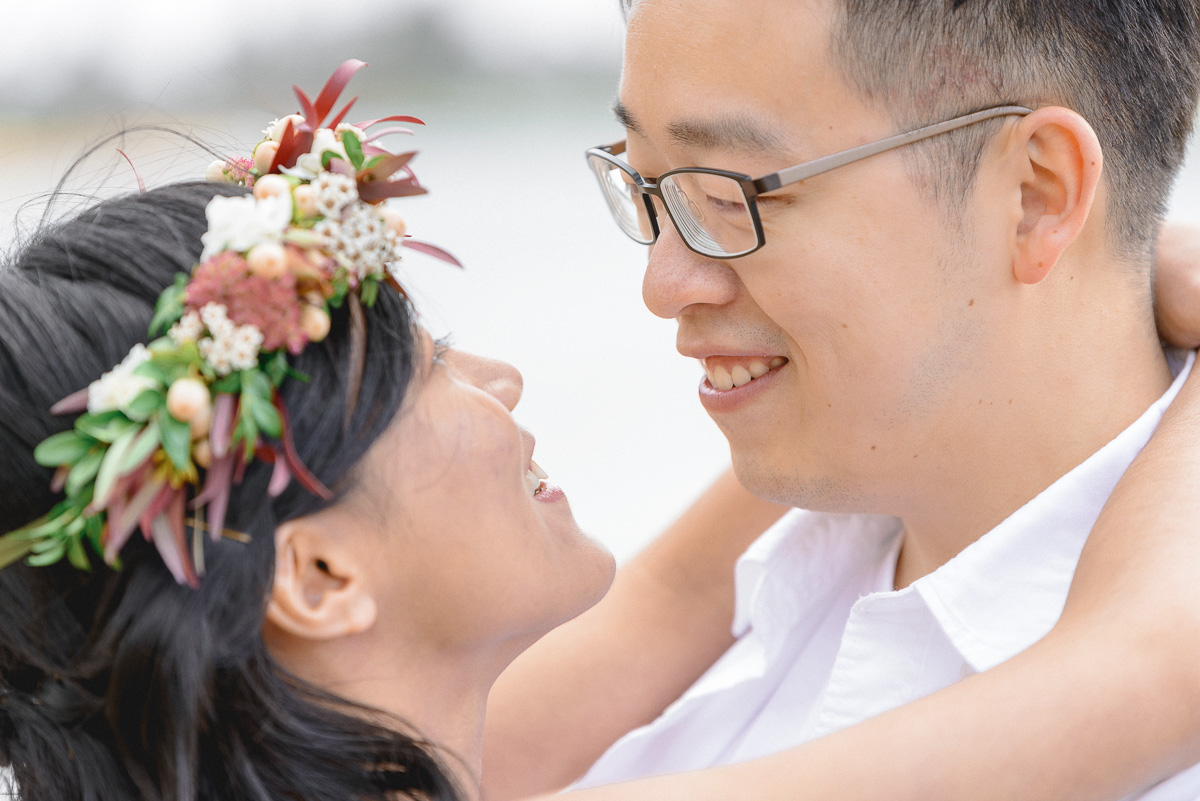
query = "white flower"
(168, 311, 204, 345)
(200, 194, 293, 261)
(295, 127, 349, 177)
(198, 304, 235, 338)
(197, 309, 265, 377)
(315, 204, 402, 279)
(87, 344, 158, 414)
(264, 114, 305, 143)
(311, 172, 359, 218)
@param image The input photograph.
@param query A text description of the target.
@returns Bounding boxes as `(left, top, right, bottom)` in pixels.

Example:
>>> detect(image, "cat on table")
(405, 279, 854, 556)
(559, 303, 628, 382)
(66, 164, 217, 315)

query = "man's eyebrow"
(611, 100, 790, 157)
(611, 99, 643, 136)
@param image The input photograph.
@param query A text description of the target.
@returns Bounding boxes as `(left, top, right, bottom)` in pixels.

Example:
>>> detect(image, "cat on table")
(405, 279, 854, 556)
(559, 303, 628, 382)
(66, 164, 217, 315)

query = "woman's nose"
(444, 350, 524, 411)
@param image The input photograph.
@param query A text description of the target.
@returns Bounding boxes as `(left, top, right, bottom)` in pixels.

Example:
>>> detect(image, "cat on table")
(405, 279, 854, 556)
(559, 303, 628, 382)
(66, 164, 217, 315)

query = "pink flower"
(186, 253, 309, 354)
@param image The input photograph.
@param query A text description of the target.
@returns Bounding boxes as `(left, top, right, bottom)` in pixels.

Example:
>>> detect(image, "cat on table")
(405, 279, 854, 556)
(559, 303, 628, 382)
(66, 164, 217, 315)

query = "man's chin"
(729, 451, 867, 513)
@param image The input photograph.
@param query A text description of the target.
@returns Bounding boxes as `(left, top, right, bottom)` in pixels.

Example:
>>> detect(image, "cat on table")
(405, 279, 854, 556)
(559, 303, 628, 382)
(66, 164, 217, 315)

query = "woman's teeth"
(704, 357, 787, 391)
(526, 459, 549, 496)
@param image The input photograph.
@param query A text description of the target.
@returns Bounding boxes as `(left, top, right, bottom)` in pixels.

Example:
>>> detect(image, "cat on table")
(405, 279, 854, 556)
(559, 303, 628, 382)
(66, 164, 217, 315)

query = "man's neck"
(892, 275, 1172, 589)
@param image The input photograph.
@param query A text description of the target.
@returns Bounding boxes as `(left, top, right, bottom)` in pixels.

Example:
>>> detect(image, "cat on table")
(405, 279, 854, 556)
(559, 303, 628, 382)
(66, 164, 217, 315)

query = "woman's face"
(356, 330, 615, 655)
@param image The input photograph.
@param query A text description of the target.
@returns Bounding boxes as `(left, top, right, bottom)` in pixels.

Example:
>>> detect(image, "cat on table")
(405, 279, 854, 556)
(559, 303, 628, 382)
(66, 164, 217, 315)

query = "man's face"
(621, 0, 1012, 511)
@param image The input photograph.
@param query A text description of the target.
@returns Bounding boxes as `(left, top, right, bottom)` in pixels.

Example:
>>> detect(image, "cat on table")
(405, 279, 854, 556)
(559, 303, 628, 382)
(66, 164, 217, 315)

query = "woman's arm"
(483, 469, 788, 799)
(552, 355, 1200, 801)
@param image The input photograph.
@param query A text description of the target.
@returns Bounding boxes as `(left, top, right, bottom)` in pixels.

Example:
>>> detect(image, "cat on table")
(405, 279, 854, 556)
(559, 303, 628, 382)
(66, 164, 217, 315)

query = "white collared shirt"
(578, 350, 1199, 800)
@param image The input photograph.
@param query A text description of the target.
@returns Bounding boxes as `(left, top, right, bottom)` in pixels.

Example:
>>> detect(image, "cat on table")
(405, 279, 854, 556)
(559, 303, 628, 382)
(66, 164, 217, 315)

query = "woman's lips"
(697, 357, 788, 413)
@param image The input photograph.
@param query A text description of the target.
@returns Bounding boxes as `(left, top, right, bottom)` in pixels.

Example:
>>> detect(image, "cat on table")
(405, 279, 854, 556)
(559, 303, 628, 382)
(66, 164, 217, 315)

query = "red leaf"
(313, 59, 367, 123)
(357, 180, 428, 202)
(210, 394, 236, 460)
(356, 115, 425, 129)
(139, 483, 175, 542)
(151, 493, 199, 588)
(293, 86, 320, 129)
(327, 96, 359, 130)
(362, 127, 415, 143)
(50, 388, 89, 416)
(275, 397, 333, 501)
(269, 117, 298, 174)
(268, 450, 292, 498)
(109, 477, 167, 562)
(402, 239, 464, 268)
(328, 157, 356, 178)
(358, 152, 416, 182)
(192, 451, 236, 543)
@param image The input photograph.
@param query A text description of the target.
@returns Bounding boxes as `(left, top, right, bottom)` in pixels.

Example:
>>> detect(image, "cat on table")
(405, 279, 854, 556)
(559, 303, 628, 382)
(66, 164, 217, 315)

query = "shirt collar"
(915, 348, 1195, 671)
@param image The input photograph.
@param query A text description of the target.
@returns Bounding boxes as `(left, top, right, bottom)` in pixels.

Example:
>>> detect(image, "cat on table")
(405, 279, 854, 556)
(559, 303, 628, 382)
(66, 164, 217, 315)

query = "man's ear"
(1009, 106, 1104, 285)
(266, 514, 377, 641)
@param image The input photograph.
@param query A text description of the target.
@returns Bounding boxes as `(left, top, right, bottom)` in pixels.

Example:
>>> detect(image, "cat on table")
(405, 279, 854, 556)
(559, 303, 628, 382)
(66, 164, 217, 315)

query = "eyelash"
(432, 335, 453, 365)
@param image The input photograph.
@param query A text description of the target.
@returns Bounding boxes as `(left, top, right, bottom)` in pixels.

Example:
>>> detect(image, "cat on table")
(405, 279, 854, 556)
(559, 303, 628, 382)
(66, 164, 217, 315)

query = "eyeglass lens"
(588, 155, 759, 257)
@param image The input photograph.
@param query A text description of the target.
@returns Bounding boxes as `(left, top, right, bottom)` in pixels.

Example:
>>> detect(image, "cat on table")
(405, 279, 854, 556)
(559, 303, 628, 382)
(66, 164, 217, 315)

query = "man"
(484, 0, 1200, 797)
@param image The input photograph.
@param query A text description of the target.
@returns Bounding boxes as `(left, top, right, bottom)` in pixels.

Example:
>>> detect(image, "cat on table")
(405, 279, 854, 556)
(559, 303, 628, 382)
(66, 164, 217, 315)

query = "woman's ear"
(266, 514, 377, 641)
(1009, 106, 1104, 285)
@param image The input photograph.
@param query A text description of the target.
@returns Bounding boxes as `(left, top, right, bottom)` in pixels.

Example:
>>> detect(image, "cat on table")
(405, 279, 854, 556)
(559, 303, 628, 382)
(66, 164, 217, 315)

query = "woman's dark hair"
(0, 182, 460, 800)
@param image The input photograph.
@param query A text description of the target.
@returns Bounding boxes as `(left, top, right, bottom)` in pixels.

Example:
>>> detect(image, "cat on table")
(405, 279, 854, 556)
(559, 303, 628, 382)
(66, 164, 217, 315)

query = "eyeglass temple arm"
(754, 105, 1033, 194)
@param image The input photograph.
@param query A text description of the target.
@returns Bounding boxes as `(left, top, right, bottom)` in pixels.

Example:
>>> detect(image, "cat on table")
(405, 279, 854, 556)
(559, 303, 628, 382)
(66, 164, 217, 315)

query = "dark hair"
(620, 0, 1200, 263)
(0, 182, 461, 801)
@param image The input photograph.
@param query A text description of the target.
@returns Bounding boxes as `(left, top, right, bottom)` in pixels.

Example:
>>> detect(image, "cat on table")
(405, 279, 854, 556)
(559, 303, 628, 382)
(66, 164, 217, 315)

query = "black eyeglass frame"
(586, 104, 1034, 259)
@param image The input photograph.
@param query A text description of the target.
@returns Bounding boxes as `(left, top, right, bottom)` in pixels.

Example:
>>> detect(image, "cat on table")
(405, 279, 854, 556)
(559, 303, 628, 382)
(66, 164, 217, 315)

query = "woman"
(0, 59, 617, 800)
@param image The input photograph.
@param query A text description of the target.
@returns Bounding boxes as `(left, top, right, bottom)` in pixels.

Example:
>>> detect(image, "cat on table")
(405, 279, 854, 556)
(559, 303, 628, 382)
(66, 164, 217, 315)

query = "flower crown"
(0, 60, 458, 587)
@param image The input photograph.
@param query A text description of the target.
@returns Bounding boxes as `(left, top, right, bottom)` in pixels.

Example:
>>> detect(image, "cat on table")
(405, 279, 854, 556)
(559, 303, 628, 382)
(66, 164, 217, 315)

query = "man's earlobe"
(266, 519, 378, 641)
(1012, 107, 1104, 285)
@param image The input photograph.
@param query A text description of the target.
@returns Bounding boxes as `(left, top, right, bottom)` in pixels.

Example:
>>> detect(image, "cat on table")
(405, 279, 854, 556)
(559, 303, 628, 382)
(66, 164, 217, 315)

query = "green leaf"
(14, 501, 79, 539)
(149, 273, 190, 337)
(158, 410, 193, 472)
(66, 535, 91, 571)
(363, 154, 384, 170)
(241, 368, 273, 403)
(65, 448, 105, 497)
(150, 340, 201, 369)
(93, 426, 138, 506)
(0, 534, 36, 570)
(85, 514, 104, 554)
(342, 130, 364, 170)
(329, 273, 349, 309)
(119, 420, 161, 473)
(249, 400, 282, 439)
(76, 412, 138, 444)
(361, 277, 379, 308)
(212, 374, 242, 394)
(133, 360, 173, 387)
(265, 352, 290, 387)
(27, 541, 67, 567)
(123, 388, 163, 423)
(33, 430, 95, 467)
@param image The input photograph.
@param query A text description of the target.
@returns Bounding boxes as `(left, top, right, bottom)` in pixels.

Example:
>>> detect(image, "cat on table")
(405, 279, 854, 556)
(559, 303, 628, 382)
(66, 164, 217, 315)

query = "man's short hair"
(620, 0, 1200, 262)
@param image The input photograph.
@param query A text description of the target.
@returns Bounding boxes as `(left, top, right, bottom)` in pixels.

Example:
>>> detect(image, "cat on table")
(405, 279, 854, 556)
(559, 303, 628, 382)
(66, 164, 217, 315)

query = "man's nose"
(444, 350, 524, 411)
(641, 219, 741, 319)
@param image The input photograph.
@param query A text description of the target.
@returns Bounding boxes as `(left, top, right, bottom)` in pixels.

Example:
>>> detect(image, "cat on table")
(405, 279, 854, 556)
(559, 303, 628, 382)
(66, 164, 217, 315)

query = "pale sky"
(3, 0, 625, 109)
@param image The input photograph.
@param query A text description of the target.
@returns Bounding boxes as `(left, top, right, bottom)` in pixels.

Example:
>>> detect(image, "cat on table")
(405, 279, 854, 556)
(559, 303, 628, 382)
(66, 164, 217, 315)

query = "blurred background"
(1, 1, 1198, 560)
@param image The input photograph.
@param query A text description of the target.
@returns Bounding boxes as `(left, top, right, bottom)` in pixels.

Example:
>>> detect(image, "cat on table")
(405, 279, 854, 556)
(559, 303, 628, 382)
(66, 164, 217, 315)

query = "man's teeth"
(704, 357, 786, 390)
(526, 460, 549, 496)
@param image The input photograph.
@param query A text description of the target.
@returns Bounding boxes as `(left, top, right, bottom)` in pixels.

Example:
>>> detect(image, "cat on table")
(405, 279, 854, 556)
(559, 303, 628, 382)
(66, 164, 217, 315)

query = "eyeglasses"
(586, 105, 1032, 259)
